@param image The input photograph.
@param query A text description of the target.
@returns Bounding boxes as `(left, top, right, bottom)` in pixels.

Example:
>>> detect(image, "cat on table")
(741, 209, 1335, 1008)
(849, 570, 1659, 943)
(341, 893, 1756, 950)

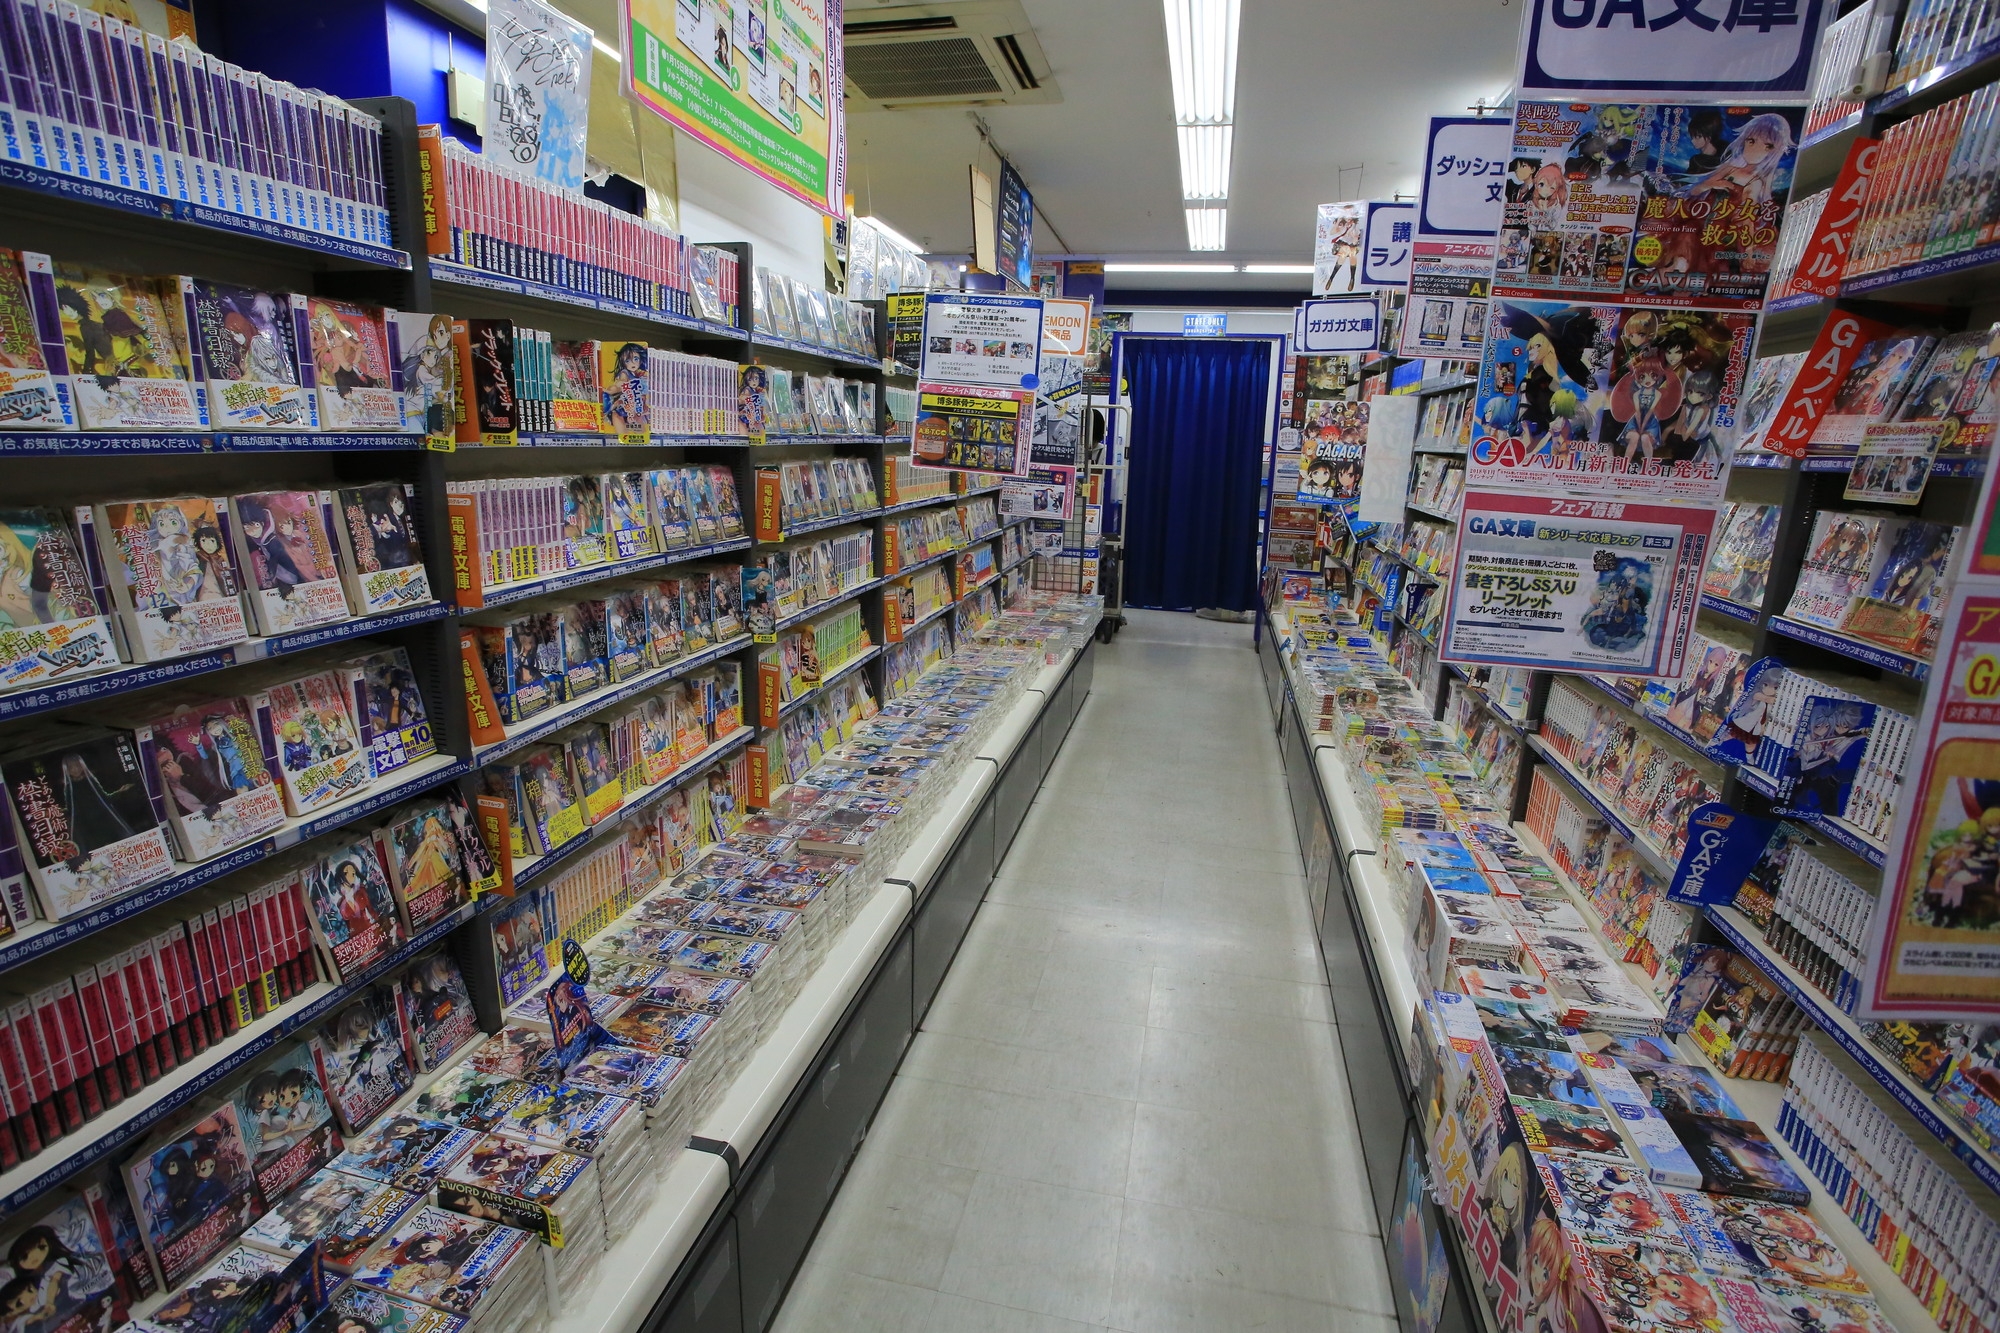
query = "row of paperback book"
(759, 603, 869, 715)
(462, 580, 745, 733)
(749, 458, 881, 540)
(0, 11, 389, 247)
(478, 663, 743, 863)
(765, 670, 881, 795)
(1269, 591, 1990, 1333)
(0, 641, 439, 926)
(442, 467, 744, 608)
(0, 587, 1095, 1333)
(0, 480, 430, 698)
(746, 527, 875, 633)
(745, 268, 879, 362)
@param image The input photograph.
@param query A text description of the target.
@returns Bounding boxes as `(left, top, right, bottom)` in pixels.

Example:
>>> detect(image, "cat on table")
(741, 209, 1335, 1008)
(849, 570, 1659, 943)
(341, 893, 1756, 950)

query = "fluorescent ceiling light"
(1163, 0, 1239, 124)
(1243, 264, 1313, 274)
(1185, 207, 1226, 251)
(1176, 125, 1232, 201)
(1103, 263, 1237, 273)
(856, 215, 924, 256)
(593, 37, 621, 61)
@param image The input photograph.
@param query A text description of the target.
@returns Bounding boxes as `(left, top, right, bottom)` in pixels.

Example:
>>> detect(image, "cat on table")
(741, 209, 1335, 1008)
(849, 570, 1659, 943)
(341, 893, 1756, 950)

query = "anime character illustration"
(1494, 303, 1599, 448)
(1567, 104, 1646, 182)
(399, 314, 457, 436)
(234, 498, 305, 600)
(1610, 350, 1683, 468)
(1582, 557, 1652, 654)
(1685, 111, 1795, 210)
(602, 343, 649, 434)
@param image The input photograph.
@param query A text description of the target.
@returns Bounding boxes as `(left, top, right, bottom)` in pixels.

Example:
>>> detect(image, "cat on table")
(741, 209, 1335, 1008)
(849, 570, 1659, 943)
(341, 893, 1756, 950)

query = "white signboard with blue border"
(1418, 119, 1514, 238)
(1298, 298, 1381, 353)
(1514, 0, 1832, 102)
(918, 293, 1047, 388)
(1359, 201, 1416, 289)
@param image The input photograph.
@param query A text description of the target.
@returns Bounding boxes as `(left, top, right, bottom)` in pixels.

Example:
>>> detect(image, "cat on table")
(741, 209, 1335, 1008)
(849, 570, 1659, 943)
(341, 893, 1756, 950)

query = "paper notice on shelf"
(1440, 489, 1713, 679)
(917, 294, 1045, 388)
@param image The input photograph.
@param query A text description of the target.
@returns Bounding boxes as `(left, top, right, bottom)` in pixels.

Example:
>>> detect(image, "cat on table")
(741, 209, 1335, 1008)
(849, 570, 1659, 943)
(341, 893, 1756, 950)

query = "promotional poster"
(912, 384, 1035, 476)
(1441, 489, 1713, 678)
(1470, 299, 1754, 503)
(1495, 102, 1805, 311)
(917, 294, 1045, 388)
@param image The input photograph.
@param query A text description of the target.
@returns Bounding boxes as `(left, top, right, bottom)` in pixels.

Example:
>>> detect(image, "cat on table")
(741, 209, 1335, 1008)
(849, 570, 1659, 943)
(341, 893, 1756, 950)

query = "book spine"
(0, 0, 48, 169)
(79, 10, 139, 191)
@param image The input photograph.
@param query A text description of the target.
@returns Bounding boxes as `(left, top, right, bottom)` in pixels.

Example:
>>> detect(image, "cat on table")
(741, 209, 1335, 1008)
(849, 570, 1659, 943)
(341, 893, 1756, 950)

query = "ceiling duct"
(842, 0, 1060, 108)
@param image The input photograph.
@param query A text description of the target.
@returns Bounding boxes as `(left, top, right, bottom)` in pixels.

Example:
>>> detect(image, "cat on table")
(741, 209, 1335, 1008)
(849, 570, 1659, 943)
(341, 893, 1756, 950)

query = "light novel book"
(0, 508, 120, 692)
(229, 491, 349, 635)
(331, 483, 431, 616)
(190, 281, 316, 431)
(91, 497, 249, 662)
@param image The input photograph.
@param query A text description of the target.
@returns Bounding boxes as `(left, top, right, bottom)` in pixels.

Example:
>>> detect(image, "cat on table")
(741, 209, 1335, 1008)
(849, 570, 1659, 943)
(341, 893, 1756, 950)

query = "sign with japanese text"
(1299, 298, 1382, 353)
(1399, 117, 1512, 360)
(487, 0, 594, 191)
(1039, 298, 1092, 355)
(1183, 312, 1229, 337)
(623, 0, 847, 218)
(1785, 136, 1878, 298)
(918, 293, 1046, 388)
(1441, 488, 1714, 678)
(1754, 308, 1901, 457)
(911, 383, 1036, 475)
(1468, 298, 1755, 502)
(1496, 101, 1805, 312)
(1360, 201, 1417, 289)
(1863, 460, 2000, 1018)
(1514, 0, 1832, 103)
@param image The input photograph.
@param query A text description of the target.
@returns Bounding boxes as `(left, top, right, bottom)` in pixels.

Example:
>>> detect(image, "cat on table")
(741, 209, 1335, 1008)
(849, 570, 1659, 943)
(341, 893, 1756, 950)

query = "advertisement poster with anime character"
(1296, 399, 1371, 537)
(1496, 102, 1803, 312)
(1442, 489, 1713, 679)
(1470, 300, 1752, 504)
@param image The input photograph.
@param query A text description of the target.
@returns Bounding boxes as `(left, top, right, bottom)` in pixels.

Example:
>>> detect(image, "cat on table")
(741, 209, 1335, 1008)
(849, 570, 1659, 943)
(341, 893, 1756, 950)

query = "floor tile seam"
(1115, 1179, 1386, 1243)
(888, 1068, 1148, 1123)
(931, 1287, 1122, 1331)
(1106, 1258, 1392, 1313)
(906, 1018, 1153, 1060)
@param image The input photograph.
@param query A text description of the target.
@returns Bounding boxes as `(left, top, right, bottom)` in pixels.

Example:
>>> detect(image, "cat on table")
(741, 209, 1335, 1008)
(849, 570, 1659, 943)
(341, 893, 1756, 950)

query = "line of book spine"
(426, 129, 688, 315)
(0, 874, 317, 1169)
(1847, 80, 2000, 276)
(1780, 1035, 2000, 1333)
(0, 2, 387, 245)
(1890, 0, 2000, 90)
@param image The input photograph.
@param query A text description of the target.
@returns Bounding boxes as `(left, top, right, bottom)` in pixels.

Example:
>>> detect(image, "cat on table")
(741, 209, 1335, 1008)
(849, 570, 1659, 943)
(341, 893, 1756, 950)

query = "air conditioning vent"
(848, 37, 1004, 100)
(842, 0, 1060, 108)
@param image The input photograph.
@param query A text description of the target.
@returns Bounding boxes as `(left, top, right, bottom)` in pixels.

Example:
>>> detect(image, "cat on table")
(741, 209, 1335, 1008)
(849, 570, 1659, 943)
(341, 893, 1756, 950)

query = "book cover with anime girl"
(306, 298, 401, 431)
(48, 265, 204, 430)
(190, 282, 314, 431)
(92, 497, 247, 661)
(0, 509, 118, 691)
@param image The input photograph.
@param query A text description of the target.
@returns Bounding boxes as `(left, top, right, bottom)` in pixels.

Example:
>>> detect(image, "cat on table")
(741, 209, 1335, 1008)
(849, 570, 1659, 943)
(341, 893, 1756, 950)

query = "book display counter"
(0, 6, 1086, 1329)
(1258, 599, 1990, 1333)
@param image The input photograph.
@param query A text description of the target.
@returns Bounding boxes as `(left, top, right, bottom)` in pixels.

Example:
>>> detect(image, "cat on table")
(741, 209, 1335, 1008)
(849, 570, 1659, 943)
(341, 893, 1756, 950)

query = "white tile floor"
(770, 609, 1395, 1332)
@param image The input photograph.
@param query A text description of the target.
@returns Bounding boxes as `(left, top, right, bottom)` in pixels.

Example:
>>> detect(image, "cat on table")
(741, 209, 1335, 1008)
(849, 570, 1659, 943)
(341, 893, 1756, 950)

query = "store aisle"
(771, 610, 1396, 1333)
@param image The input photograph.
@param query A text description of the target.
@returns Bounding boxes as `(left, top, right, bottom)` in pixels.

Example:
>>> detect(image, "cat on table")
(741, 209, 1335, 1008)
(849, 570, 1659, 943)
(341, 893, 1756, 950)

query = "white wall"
(673, 128, 828, 289)
(1120, 308, 1295, 336)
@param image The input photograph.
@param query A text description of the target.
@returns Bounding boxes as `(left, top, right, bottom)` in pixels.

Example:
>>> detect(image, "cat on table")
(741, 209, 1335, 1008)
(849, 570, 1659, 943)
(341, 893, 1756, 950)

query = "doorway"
(1117, 336, 1275, 613)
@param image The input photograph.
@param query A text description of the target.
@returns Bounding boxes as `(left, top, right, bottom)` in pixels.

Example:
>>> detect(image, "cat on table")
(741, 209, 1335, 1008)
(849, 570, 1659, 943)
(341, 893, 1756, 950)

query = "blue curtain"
(1121, 338, 1271, 613)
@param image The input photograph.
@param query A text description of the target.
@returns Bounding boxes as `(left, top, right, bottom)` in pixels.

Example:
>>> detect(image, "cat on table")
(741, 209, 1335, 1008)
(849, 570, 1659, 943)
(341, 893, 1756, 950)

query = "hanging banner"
(1786, 137, 1879, 299)
(623, 0, 845, 217)
(1399, 117, 1512, 360)
(487, 0, 595, 191)
(1514, 0, 1833, 103)
(1314, 202, 1365, 294)
(1299, 298, 1383, 354)
(1469, 299, 1755, 502)
(1496, 102, 1805, 312)
(1360, 201, 1417, 289)
(918, 293, 1045, 388)
(1864, 463, 2000, 1017)
(1440, 488, 1713, 678)
(912, 383, 1035, 475)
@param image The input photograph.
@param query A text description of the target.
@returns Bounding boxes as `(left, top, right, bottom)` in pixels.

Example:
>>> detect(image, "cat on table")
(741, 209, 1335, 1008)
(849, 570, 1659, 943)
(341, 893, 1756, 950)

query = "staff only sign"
(1514, 0, 1833, 102)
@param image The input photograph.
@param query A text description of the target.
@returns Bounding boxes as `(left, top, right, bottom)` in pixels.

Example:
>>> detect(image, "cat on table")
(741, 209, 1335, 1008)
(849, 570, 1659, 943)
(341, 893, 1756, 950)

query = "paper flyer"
(1469, 299, 1753, 503)
(912, 383, 1035, 476)
(1844, 422, 1942, 506)
(1441, 489, 1713, 678)
(1314, 202, 1365, 295)
(918, 294, 1045, 388)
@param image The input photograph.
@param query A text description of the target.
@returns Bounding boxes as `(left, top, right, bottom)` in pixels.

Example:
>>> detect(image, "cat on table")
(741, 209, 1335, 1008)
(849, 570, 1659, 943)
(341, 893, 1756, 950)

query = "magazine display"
(306, 299, 402, 431)
(91, 497, 248, 662)
(2, 729, 174, 920)
(332, 484, 432, 616)
(138, 695, 287, 862)
(229, 1045, 342, 1203)
(228, 491, 349, 635)
(0, 508, 120, 692)
(43, 263, 205, 431)
(258, 669, 371, 816)
(311, 990, 415, 1136)
(302, 833, 405, 982)
(190, 282, 315, 432)
(121, 1105, 263, 1288)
